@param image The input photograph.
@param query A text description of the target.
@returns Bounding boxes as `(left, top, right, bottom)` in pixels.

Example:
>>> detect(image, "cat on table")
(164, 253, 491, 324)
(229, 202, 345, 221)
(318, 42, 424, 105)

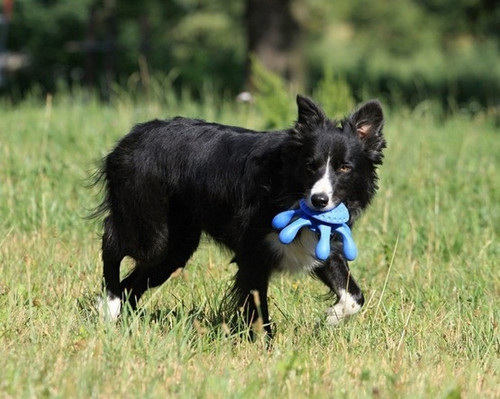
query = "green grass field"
(0, 93, 499, 398)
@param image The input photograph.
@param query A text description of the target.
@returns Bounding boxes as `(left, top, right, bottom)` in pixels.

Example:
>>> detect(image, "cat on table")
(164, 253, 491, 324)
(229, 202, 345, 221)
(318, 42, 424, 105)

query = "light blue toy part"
(316, 224, 332, 260)
(271, 200, 357, 261)
(272, 208, 301, 230)
(278, 217, 311, 244)
(299, 200, 349, 223)
(334, 224, 357, 261)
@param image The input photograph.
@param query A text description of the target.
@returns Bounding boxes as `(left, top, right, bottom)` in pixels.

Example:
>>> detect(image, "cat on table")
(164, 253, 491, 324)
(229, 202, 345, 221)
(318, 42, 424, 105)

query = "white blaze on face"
(306, 156, 335, 210)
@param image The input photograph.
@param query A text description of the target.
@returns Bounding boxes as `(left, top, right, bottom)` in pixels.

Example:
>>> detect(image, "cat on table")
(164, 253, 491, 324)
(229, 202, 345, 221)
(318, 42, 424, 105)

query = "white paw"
(325, 289, 362, 326)
(96, 292, 121, 321)
(325, 306, 345, 325)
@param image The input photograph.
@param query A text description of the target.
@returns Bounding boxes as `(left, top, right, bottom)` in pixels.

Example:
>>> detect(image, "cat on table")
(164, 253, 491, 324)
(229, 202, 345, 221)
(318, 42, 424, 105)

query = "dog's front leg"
(313, 250, 364, 325)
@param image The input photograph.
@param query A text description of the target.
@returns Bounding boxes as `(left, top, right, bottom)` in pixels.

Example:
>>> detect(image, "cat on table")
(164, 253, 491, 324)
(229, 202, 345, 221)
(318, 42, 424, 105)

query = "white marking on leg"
(326, 289, 361, 325)
(96, 290, 121, 321)
(306, 157, 335, 210)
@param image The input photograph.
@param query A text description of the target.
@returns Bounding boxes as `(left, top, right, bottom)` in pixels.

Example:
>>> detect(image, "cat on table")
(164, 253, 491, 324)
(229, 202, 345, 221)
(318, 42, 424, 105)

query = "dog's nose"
(311, 193, 329, 209)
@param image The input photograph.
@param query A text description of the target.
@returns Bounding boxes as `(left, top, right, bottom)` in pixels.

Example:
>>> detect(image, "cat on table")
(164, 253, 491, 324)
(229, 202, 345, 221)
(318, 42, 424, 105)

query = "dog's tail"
(87, 156, 111, 221)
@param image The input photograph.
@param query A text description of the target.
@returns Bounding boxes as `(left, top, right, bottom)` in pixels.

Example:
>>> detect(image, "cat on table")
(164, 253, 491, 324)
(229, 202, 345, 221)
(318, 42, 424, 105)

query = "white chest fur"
(266, 229, 323, 273)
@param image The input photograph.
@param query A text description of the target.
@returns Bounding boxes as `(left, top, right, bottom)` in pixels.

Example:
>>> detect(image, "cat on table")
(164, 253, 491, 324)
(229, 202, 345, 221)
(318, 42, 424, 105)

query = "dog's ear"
(350, 100, 384, 140)
(295, 95, 326, 131)
(350, 100, 386, 163)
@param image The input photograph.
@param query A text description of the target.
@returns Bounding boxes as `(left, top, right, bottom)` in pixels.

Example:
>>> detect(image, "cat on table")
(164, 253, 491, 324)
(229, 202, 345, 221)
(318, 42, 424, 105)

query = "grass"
(0, 92, 499, 398)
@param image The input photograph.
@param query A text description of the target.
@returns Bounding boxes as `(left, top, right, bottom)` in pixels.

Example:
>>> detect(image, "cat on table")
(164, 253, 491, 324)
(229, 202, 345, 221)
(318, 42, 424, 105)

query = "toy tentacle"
(272, 208, 302, 229)
(278, 218, 312, 244)
(335, 224, 358, 261)
(316, 224, 333, 260)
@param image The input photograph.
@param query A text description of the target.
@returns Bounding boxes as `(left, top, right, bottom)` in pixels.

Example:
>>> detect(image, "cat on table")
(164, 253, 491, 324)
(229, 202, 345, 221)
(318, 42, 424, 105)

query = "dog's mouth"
(305, 192, 340, 212)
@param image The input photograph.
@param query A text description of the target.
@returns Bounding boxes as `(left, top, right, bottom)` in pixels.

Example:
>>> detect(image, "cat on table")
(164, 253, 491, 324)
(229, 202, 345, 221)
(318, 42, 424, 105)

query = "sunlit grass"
(0, 93, 498, 398)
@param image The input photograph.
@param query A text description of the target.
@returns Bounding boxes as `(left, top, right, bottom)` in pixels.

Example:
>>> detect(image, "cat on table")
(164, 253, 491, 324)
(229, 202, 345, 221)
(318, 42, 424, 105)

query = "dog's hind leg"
(313, 250, 365, 325)
(119, 226, 202, 311)
(231, 245, 274, 338)
(99, 216, 125, 321)
(233, 267, 272, 338)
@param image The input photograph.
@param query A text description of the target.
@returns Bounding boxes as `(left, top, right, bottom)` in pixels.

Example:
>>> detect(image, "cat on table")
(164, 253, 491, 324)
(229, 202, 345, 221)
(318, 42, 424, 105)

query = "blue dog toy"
(272, 200, 357, 261)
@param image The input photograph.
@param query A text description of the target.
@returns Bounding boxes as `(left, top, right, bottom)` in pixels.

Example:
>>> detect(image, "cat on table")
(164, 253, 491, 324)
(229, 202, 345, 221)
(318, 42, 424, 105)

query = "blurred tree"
(348, 0, 438, 56)
(5, 0, 247, 97)
(1, 0, 499, 107)
(5, 0, 94, 93)
(418, 0, 499, 40)
(245, 0, 302, 87)
(303, 0, 499, 107)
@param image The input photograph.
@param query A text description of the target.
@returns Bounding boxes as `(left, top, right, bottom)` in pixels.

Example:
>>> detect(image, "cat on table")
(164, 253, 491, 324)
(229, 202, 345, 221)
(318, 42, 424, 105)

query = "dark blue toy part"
(272, 200, 357, 261)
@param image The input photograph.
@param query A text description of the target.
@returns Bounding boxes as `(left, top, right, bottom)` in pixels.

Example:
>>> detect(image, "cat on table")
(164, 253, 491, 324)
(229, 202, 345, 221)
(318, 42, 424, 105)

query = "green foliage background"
(3, 0, 500, 107)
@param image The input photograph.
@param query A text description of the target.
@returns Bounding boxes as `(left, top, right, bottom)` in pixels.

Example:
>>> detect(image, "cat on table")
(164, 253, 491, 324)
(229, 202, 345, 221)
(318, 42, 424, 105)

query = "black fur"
(93, 95, 385, 337)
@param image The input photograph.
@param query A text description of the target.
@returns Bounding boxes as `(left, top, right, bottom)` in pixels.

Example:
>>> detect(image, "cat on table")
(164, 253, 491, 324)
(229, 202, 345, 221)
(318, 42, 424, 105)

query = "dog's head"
(290, 95, 386, 219)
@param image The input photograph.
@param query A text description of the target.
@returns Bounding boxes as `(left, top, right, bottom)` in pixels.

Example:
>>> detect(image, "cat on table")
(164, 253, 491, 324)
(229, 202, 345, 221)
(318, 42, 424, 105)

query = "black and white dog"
(94, 95, 385, 336)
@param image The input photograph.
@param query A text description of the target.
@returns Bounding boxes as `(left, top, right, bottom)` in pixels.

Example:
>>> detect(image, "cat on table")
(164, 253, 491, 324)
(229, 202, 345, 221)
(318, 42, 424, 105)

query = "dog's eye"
(337, 164, 351, 173)
(306, 159, 321, 172)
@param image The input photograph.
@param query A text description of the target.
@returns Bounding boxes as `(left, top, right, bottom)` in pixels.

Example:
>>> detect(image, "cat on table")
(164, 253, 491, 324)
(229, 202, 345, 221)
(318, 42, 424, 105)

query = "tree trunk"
(245, 0, 302, 88)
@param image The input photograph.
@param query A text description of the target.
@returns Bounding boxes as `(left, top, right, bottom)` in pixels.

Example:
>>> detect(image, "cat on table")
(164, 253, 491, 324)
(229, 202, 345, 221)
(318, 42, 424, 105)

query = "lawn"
(0, 92, 498, 398)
